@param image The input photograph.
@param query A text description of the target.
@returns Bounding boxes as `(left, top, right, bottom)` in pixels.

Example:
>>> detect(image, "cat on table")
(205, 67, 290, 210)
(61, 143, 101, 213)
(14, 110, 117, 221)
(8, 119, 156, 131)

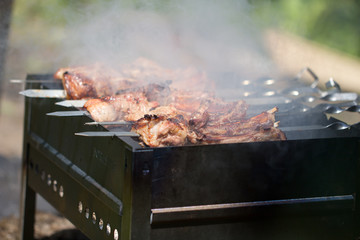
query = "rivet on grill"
(99, 218, 104, 230)
(92, 212, 97, 224)
(85, 208, 90, 219)
(59, 185, 64, 197)
(244, 92, 251, 97)
(41, 171, 46, 181)
(47, 174, 52, 186)
(264, 91, 275, 97)
(106, 223, 111, 236)
(304, 96, 315, 103)
(114, 229, 119, 240)
(78, 201, 83, 213)
(53, 180, 58, 192)
(264, 79, 275, 85)
(289, 90, 299, 96)
(242, 80, 250, 86)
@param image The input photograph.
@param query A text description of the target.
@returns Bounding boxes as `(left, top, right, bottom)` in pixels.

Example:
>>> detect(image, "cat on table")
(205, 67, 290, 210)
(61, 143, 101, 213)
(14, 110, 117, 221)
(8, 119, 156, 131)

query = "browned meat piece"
(131, 114, 190, 147)
(206, 99, 248, 124)
(167, 90, 215, 112)
(199, 107, 280, 136)
(202, 127, 286, 144)
(130, 107, 285, 147)
(148, 106, 179, 118)
(83, 92, 158, 122)
(54, 63, 139, 99)
(54, 57, 211, 100)
(83, 99, 119, 122)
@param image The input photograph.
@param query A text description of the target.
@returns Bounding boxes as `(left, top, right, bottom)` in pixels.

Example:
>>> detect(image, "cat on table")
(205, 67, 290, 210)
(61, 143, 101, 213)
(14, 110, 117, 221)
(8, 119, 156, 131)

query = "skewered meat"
(201, 127, 286, 144)
(198, 107, 278, 136)
(55, 57, 286, 147)
(54, 58, 211, 100)
(54, 63, 139, 100)
(83, 92, 158, 122)
(131, 114, 190, 147)
(131, 107, 285, 147)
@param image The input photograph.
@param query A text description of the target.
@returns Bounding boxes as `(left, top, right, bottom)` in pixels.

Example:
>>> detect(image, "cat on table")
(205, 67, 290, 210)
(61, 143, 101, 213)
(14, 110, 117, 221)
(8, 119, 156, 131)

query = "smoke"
(56, 0, 276, 80)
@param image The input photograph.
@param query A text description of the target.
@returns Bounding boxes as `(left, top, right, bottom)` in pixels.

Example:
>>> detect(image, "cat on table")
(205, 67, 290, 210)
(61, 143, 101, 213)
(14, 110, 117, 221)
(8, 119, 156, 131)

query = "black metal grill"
(20, 72, 360, 240)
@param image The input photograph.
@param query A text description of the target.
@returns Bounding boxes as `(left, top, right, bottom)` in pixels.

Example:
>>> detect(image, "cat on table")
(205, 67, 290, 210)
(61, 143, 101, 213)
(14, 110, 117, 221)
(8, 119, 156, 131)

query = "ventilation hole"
(114, 229, 119, 240)
(92, 212, 97, 224)
(78, 201, 83, 213)
(106, 223, 111, 236)
(53, 180, 58, 192)
(59, 185, 64, 197)
(99, 218, 104, 230)
(47, 174, 52, 186)
(41, 171, 46, 181)
(85, 208, 90, 219)
(35, 164, 39, 174)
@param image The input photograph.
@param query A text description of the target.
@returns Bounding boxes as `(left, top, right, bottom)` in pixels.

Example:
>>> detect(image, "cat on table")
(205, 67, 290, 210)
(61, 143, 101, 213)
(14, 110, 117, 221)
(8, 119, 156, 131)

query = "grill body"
(20, 75, 360, 240)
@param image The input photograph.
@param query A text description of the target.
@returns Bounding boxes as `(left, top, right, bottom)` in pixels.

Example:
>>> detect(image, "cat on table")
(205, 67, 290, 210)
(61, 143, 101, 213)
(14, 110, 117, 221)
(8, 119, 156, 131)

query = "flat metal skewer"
(47, 111, 88, 117)
(75, 131, 139, 137)
(19, 89, 66, 98)
(279, 122, 350, 132)
(85, 121, 132, 125)
(11, 79, 57, 84)
(56, 100, 87, 108)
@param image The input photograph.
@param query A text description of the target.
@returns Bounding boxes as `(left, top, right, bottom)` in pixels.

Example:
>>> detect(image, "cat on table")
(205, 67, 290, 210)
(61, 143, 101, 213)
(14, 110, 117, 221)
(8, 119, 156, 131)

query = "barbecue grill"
(19, 70, 360, 240)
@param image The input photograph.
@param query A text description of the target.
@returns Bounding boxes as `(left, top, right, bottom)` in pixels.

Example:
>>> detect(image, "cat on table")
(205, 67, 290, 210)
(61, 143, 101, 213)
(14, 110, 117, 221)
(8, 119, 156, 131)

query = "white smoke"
(56, 0, 276, 80)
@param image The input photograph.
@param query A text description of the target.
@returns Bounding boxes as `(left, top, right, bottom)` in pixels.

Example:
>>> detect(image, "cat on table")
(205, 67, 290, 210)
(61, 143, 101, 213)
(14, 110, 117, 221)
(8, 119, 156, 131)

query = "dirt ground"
(0, 30, 359, 239)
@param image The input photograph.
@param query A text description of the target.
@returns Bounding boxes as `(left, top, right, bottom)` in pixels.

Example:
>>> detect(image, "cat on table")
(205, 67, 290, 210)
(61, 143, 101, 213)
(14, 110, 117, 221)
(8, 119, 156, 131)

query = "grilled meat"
(202, 127, 286, 144)
(55, 58, 286, 147)
(199, 107, 278, 136)
(54, 58, 210, 100)
(131, 114, 190, 147)
(131, 107, 285, 147)
(83, 92, 158, 122)
(54, 63, 138, 100)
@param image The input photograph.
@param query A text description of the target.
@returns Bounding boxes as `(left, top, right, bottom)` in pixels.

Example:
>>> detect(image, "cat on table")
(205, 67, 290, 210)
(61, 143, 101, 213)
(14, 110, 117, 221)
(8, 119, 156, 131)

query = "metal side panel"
(149, 138, 359, 239)
(26, 142, 127, 240)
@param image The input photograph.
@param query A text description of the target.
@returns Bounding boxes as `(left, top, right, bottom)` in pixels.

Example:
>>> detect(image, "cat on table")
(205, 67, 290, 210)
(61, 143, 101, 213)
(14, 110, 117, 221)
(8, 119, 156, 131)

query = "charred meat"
(131, 114, 190, 147)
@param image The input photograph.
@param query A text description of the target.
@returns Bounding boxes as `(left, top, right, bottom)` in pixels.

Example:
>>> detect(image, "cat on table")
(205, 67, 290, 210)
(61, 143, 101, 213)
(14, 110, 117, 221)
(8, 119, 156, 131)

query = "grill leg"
(19, 184, 37, 240)
(19, 143, 37, 240)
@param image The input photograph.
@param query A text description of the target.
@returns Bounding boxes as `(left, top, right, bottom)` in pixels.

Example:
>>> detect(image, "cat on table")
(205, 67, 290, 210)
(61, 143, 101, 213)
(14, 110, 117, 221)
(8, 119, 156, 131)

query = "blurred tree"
(0, 0, 13, 111)
(250, 0, 360, 57)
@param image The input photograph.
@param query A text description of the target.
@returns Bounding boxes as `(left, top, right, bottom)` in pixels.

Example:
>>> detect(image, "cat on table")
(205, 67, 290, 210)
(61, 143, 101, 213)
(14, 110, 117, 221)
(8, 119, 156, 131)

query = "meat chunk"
(84, 99, 118, 122)
(131, 115, 190, 147)
(54, 57, 212, 99)
(199, 107, 278, 136)
(54, 63, 139, 99)
(202, 127, 286, 144)
(83, 92, 158, 122)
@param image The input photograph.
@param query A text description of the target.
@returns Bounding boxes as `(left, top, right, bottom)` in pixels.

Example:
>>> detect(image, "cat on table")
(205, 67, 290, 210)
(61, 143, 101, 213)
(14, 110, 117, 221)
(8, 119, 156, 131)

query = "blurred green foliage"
(250, 0, 360, 57)
(8, 0, 360, 75)
(12, 0, 360, 57)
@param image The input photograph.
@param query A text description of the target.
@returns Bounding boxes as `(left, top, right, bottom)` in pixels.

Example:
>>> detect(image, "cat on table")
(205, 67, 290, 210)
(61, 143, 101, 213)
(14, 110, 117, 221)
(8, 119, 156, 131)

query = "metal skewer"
(46, 111, 88, 117)
(11, 79, 58, 84)
(279, 122, 350, 132)
(75, 131, 139, 137)
(85, 121, 132, 125)
(56, 100, 87, 108)
(20, 89, 66, 98)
